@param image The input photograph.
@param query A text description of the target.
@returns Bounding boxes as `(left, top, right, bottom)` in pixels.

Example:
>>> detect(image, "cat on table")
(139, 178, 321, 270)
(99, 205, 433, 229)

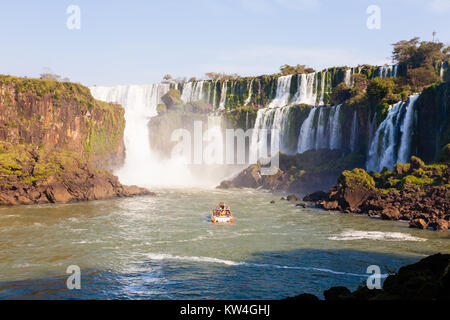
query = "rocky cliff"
(0, 75, 125, 169)
(0, 75, 151, 205)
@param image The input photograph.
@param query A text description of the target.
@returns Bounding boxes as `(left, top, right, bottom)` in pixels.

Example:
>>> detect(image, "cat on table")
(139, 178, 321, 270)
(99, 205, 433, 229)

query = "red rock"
(321, 200, 339, 210)
(381, 207, 401, 220)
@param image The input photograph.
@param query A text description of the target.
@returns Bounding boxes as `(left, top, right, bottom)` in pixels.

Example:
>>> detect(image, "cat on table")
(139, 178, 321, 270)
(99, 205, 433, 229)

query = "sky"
(0, 0, 449, 86)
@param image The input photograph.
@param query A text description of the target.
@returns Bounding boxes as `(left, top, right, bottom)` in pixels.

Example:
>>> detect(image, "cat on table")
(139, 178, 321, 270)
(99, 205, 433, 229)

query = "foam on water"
(328, 230, 427, 242)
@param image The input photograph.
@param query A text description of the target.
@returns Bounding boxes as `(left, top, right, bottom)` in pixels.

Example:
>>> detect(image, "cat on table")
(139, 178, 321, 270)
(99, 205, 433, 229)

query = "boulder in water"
(303, 190, 327, 202)
(286, 194, 299, 202)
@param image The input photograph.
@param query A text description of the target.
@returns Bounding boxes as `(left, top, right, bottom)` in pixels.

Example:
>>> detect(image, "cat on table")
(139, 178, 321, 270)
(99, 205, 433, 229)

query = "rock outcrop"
(304, 156, 450, 231)
(217, 150, 363, 194)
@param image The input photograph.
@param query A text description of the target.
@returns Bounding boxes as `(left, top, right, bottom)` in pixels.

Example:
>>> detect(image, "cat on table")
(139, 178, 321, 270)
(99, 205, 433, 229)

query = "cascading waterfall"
(366, 95, 419, 172)
(268, 75, 293, 108)
(344, 69, 352, 86)
(397, 94, 419, 163)
(212, 80, 218, 109)
(181, 81, 204, 103)
(244, 79, 254, 106)
(314, 108, 328, 150)
(318, 71, 326, 105)
(328, 104, 342, 150)
(292, 73, 317, 105)
(89, 84, 209, 187)
(219, 81, 227, 110)
(296, 104, 342, 154)
(297, 107, 318, 153)
(250, 106, 294, 161)
(379, 65, 398, 78)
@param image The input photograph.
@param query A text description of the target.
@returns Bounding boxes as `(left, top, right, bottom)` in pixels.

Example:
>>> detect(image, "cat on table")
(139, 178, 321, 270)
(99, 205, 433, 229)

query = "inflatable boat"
(211, 202, 234, 224)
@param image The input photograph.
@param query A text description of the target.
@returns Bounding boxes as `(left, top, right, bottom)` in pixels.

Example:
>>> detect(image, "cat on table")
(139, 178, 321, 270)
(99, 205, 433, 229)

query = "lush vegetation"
(279, 64, 315, 76)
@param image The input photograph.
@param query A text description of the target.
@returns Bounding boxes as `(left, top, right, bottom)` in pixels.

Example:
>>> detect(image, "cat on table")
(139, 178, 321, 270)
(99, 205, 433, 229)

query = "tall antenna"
(433, 31, 437, 42)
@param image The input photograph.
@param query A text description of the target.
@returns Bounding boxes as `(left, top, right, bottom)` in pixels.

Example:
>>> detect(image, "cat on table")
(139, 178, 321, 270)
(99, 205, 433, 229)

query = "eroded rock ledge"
(0, 142, 152, 206)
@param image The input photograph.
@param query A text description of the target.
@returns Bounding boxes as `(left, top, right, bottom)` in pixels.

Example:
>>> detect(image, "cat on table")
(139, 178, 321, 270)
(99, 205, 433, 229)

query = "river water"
(0, 188, 448, 299)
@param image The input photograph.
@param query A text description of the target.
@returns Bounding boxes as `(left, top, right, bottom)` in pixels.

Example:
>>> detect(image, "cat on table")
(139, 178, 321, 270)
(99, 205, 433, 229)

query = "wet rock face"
(0, 76, 126, 169)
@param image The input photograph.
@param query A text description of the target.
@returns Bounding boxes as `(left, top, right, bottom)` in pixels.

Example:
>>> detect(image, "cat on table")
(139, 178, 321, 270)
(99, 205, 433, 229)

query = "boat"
(211, 202, 234, 224)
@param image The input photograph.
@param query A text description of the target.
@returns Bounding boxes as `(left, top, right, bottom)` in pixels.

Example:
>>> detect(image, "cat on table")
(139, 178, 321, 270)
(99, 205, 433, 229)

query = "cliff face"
(0, 75, 150, 206)
(0, 75, 125, 169)
(414, 82, 449, 162)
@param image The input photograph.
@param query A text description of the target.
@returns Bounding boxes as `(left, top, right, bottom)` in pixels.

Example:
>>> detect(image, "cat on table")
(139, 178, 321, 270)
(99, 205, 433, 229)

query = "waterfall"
(379, 65, 398, 78)
(181, 81, 204, 103)
(250, 106, 293, 161)
(244, 79, 254, 106)
(268, 75, 293, 108)
(245, 111, 249, 129)
(219, 81, 227, 110)
(314, 108, 328, 150)
(90, 84, 200, 187)
(366, 95, 419, 172)
(212, 80, 218, 109)
(292, 73, 317, 105)
(318, 71, 326, 105)
(328, 104, 342, 150)
(344, 69, 351, 86)
(397, 94, 419, 163)
(297, 107, 317, 153)
(296, 104, 342, 154)
(350, 111, 358, 152)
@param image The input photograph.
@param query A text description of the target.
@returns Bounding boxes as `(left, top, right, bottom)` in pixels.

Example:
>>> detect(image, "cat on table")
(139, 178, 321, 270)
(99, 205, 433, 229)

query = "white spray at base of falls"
(366, 95, 419, 172)
(90, 84, 218, 188)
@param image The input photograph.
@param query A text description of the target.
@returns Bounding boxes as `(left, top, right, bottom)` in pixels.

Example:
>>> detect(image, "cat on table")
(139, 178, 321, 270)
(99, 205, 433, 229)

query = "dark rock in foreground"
(285, 253, 450, 300)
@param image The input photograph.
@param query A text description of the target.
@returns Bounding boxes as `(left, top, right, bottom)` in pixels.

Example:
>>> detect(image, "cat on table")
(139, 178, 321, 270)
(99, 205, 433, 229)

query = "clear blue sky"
(0, 0, 449, 86)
